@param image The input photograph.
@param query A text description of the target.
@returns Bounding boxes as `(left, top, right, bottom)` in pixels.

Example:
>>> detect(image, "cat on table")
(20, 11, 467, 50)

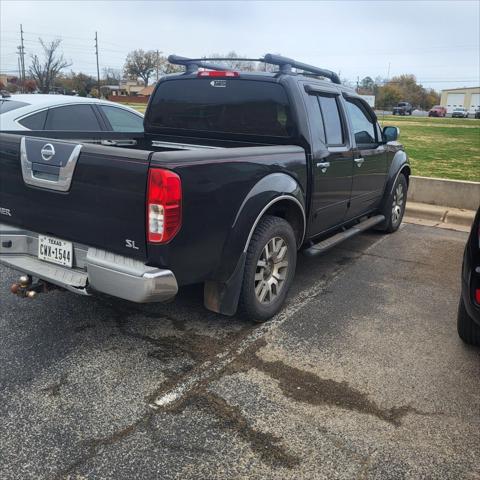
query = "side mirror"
(383, 126, 400, 142)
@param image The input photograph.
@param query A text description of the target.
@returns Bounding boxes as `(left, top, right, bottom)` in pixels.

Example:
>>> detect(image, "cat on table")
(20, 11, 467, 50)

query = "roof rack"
(167, 54, 341, 84)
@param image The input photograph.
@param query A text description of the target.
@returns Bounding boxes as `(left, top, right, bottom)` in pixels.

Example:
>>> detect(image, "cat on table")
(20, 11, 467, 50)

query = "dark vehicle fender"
(376, 149, 410, 228)
(383, 149, 411, 200)
(204, 172, 306, 316)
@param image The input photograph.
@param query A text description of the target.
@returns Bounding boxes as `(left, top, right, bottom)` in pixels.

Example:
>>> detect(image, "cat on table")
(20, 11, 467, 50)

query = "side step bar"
(304, 215, 385, 257)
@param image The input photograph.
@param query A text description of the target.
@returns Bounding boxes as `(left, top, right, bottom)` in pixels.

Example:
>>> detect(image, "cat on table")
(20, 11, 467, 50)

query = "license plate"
(38, 235, 73, 268)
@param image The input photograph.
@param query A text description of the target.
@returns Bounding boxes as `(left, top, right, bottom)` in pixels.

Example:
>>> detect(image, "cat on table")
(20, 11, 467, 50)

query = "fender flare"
(204, 172, 306, 316)
(383, 150, 411, 200)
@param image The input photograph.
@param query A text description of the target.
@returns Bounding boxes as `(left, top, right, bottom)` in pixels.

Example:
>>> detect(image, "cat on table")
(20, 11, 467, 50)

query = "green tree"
(375, 74, 439, 110)
(124, 49, 157, 85)
(360, 76, 375, 93)
(56, 71, 96, 96)
(376, 84, 402, 109)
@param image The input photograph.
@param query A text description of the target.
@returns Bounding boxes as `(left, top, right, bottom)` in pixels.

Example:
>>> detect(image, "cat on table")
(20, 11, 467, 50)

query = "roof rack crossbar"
(262, 54, 341, 84)
(168, 54, 341, 84)
(168, 55, 235, 74)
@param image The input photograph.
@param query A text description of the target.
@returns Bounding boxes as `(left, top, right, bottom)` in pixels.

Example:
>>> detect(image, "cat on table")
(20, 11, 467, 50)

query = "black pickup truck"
(0, 54, 410, 321)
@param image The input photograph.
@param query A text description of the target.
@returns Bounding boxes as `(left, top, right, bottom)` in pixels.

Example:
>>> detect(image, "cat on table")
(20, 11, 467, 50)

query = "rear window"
(147, 78, 293, 138)
(0, 100, 29, 114)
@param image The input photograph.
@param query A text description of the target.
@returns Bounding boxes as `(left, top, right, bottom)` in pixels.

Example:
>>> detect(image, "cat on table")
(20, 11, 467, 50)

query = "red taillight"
(147, 168, 182, 243)
(197, 70, 239, 78)
(476, 289, 480, 305)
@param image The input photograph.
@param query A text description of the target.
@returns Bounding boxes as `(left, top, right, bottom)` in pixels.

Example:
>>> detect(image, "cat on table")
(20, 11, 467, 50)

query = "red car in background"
(428, 105, 447, 117)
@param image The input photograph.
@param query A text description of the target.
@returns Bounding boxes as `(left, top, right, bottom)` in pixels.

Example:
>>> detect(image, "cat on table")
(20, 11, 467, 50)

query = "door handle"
(354, 157, 365, 167)
(316, 161, 330, 173)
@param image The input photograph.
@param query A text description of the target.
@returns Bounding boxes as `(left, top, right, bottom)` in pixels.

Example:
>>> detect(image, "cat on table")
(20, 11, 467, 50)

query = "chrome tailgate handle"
(100, 139, 137, 146)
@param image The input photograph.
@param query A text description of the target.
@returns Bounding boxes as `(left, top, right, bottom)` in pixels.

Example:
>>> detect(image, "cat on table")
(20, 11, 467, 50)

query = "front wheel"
(377, 174, 408, 233)
(239, 215, 297, 322)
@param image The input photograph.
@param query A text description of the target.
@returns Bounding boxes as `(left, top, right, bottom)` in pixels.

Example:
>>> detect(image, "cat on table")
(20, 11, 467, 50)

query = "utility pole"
(156, 50, 160, 83)
(95, 32, 101, 97)
(19, 24, 26, 92)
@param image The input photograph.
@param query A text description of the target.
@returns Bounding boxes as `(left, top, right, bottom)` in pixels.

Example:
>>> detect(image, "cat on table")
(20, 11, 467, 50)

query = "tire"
(377, 173, 408, 233)
(239, 215, 297, 322)
(457, 296, 480, 346)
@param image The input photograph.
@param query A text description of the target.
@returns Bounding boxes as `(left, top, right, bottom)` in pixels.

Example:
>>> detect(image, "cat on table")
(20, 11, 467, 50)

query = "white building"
(440, 86, 480, 114)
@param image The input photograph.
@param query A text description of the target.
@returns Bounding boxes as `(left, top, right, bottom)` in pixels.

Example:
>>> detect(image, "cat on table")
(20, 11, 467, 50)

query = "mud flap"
(204, 252, 246, 316)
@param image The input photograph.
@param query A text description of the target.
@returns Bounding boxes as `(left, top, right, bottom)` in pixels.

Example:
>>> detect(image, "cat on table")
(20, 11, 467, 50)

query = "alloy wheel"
(392, 183, 404, 226)
(254, 236, 289, 304)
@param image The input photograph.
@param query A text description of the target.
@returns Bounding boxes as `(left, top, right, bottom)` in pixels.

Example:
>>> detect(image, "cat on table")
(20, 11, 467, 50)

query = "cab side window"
(345, 99, 378, 146)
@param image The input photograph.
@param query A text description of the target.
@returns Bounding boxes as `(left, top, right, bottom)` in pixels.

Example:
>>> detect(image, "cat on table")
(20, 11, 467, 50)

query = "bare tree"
(124, 50, 157, 85)
(29, 39, 71, 93)
(102, 67, 121, 85)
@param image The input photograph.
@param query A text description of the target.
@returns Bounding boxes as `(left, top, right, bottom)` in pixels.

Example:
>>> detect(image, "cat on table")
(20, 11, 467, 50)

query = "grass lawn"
(378, 115, 480, 182)
(128, 102, 479, 182)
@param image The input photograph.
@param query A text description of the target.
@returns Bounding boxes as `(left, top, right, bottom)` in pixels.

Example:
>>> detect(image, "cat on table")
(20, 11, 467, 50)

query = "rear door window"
(18, 110, 47, 129)
(100, 105, 144, 132)
(45, 104, 102, 131)
(317, 95, 344, 146)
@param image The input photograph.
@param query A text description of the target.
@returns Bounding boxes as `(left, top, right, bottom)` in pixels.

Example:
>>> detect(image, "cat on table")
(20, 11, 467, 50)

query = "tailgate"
(0, 134, 150, 260)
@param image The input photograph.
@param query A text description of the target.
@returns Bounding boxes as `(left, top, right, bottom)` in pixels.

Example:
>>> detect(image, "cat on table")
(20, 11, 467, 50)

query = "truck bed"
(0, 132, 307, 285)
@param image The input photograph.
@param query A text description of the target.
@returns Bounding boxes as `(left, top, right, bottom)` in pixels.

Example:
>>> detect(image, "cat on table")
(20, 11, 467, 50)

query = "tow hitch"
(10, 275, 60, 299)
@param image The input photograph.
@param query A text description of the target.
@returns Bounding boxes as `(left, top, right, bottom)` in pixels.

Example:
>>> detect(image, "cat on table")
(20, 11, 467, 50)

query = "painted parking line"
(150, 233, 390, 409)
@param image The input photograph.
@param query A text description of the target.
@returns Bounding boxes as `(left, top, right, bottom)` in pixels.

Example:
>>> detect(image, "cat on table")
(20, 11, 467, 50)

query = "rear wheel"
(457, 297, 480, 346)
(239, 215, 297, 322)
(377, 173, 407, 233)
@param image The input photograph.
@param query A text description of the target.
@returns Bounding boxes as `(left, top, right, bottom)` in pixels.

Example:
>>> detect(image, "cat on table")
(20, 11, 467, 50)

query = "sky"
(1, 0, 479, 91)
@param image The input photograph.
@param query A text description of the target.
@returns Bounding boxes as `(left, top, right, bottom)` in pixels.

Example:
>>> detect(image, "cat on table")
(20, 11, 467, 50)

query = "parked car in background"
(392, 102, 413, 115)
(458, 207, 480, 346)
(451, 107, 469, 118)
(0, 94, 144, 132)
(428, 105, 447, 117)
(475, 107, 480, 119)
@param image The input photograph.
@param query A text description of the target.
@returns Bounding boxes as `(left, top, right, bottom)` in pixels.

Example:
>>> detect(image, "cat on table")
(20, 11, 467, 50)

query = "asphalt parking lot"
(1, 222, 478, 480)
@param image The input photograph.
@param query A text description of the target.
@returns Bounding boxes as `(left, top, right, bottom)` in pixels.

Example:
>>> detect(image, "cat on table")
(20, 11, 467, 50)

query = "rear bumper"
(0, 223, 178, 303)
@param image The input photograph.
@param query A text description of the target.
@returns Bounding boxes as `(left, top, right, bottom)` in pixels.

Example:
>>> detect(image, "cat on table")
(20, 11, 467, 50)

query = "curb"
(405, 201, 475, 229)
(408, 176, 480, 211)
